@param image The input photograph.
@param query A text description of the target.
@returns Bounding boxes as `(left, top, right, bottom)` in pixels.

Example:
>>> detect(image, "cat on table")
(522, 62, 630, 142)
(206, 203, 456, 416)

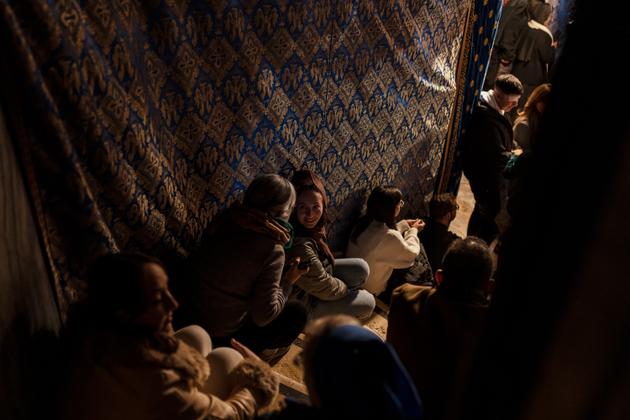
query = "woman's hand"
(409, 219, 425, 231)
(231, 338, 261, 361)
(283, 256, 310, 284)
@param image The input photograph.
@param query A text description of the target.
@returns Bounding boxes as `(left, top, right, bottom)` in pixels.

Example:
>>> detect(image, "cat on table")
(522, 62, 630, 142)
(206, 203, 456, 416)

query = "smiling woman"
(287, 170, 375, 322)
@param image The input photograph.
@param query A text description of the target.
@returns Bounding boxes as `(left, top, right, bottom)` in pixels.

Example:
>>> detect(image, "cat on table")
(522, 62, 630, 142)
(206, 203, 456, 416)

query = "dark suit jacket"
(387, 284, 488, 420)
(419, 218, 460, 272)
(461, 98, 513, 212)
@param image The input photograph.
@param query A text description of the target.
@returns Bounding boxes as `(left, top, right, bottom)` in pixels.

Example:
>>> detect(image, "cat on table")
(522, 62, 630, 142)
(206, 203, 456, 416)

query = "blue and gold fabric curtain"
(0, 0, 471, 313)
(436, 0, 503, 194)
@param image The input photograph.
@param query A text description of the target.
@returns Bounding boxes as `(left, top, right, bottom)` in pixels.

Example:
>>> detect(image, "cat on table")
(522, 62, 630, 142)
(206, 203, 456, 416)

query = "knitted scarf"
(228, 203, 292, 247)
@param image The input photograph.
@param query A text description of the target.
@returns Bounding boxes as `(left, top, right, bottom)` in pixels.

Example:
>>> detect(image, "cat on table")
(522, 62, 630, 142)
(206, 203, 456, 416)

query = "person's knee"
(354, 258, 370, 279)
(352, 290, 376, 321)
(174, 324, 213, 356)
(340, 258, 370, 287)
(203, 347, 245, 399)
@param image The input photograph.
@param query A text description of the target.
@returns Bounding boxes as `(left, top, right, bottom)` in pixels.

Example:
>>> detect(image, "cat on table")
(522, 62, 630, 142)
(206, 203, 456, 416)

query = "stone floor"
(450, 175, 474, 238)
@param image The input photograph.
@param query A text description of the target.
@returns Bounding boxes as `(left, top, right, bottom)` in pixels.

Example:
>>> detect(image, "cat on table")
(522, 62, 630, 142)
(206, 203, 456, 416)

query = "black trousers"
(467, 180, 502, 245)
(212, 300, 307, 353)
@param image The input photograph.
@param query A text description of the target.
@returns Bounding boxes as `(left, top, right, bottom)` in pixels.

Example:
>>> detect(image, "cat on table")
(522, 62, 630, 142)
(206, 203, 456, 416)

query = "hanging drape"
(0, 0, 471, 314)
(436, 0, 502, 194)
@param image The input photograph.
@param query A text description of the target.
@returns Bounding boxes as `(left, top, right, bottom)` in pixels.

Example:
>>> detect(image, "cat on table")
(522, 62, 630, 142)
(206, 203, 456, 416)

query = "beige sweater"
(60, 331, 280, 420)
(346, 220, 420, 294)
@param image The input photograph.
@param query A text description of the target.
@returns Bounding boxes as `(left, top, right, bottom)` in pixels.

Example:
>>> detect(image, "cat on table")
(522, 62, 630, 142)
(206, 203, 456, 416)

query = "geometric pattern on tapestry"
(0, 0, 470, 312)
(446, 0, 502, 193)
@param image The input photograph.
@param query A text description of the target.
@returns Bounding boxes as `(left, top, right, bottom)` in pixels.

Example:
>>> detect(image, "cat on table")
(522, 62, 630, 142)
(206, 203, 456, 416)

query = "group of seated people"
(58, 170, 494, 420)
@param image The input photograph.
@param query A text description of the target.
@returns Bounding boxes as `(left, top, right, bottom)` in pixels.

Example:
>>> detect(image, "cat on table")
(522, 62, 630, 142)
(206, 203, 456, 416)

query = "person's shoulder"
(474, 98, 492, 115)
(383, 226, 409, 240)
(422, 218, 441, 232)
(473, 100, 503, 123)
(240, 230, 285, 250)
(359, 220, 390, 238)
(289, 237, 318, 255)
(447, 229, 461, 241)
(392, 283, 435, 304)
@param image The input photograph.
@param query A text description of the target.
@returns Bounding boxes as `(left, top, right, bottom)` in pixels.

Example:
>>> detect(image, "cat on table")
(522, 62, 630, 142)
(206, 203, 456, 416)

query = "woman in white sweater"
(346, 186, 425, 295)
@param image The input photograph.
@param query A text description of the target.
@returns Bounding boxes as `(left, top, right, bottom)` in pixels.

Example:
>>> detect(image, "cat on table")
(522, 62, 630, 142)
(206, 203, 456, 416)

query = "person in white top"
(346, 186, 425, 296)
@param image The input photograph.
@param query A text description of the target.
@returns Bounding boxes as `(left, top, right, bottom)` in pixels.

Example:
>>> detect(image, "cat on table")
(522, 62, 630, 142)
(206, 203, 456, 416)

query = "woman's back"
(346, 220, 420, 294)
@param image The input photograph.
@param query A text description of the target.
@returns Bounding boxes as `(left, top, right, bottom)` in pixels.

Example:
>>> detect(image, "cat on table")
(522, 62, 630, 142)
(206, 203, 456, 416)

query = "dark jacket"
(183, 226, 292, 337)
(286, 237, 348, 307)
(484, 0, 529, 88)
(419, 219, 461, 273)
(461, 97, 514, 193)
(512, 21, 555, 87)
(387, 284, 488, 420)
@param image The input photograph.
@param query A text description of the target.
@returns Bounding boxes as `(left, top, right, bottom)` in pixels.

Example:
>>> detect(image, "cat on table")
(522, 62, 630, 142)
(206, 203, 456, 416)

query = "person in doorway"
(346, 186, 425, 299)
(288, 170, 375, 321)
(419, 193, 462, 273)
(59, 252, 280, 420)
(461, 74, 523, 244)
(387, 237, 493, 420)
(484, 0, 530, 90)
(512, 1, 555, 110)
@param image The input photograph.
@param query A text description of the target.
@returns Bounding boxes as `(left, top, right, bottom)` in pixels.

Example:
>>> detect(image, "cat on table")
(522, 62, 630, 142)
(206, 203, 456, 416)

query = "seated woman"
(59, 252, 279, 420)
(287, 170, 375, 321)
(264, 315, 423, 420)
(346, 186, 425, 297)
(181, 174, 308, 361)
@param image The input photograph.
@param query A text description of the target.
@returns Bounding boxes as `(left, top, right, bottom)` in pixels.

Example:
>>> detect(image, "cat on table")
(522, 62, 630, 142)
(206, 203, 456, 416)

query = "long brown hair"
(291, 181, 335, 264)
(514, 83, 551, 143)
(291, 169, 329, 231)
(350, 186, 402, 243)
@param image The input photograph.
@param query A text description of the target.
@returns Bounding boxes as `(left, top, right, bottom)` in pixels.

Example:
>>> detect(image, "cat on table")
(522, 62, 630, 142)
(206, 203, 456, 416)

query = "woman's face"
(132, 263, 179, 334)
(296, 190, 324, 229)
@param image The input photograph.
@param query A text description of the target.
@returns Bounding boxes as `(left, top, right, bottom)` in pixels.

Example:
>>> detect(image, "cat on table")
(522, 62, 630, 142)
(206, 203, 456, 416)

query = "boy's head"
(436, 237, 494, 301)
(494, 74, 523, 112)
(429, 193, 459, 225)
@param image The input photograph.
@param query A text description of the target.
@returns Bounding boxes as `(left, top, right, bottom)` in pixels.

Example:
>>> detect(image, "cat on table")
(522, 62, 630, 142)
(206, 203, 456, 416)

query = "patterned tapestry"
(0, 0, 471, 314)
(436, 0, 502, 194)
